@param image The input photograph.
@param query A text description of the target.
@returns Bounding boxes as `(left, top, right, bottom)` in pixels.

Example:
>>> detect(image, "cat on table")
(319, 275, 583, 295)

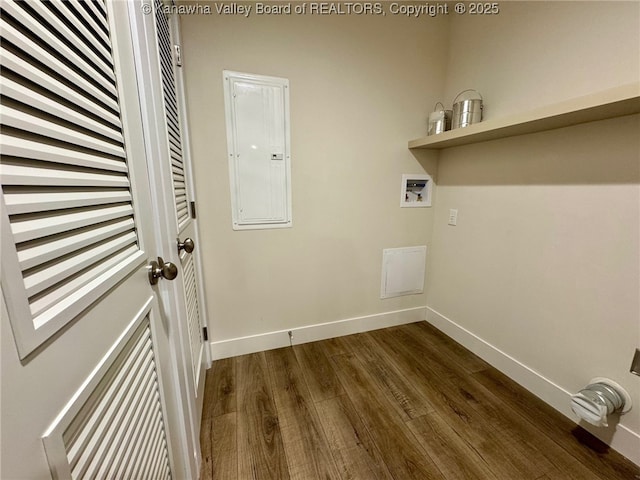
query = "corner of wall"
(425, 307, 640, 466)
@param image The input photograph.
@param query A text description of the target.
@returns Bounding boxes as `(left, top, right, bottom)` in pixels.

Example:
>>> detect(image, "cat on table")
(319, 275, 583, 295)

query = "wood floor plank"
(472, 367, 640, 480)
(406, 322, 491, 374)
(203, 357, 236, 420)
(200, 412, 237, 480)
(264, 347, 341, 480)
(406, 411, 498, 480)
(318, 336, 351, 357)
(382, 326, 609, 480)
(293, 341, 344, 402)
(330, 353, 446, 480)
(316, 395, 395, 480)
(368, 327, 556, 479)
(236, 353, 290, 480)
(342, 332, 434, 421)
(200, 412, 213, 480)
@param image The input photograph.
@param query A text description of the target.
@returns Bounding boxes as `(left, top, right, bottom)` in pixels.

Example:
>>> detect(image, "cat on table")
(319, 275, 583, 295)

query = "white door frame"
(127, 1, 210, 476)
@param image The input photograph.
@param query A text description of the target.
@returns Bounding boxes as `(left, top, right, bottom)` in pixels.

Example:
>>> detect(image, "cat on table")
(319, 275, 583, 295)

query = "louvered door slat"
(4, 189, 131, 214)
(163, 90, 180, 121)
(0, 48, 121, 129)
(170, 154, 183, 173)
(25, 0, 113, 71)
(68, 0, 111, 48)
(2, 1, 116, 89)
(166, 114, 180, 139)
(73, 352, 153, 478)
(148, 418, 168, 478)
(23, 231, 138, 298)
(105, 378, 157, 478)
(173, 176, 185, 187)
(88, 361, 155, 478)
(65, 325, 150, 467)
(171, 163, 184, 175)
(1, 77, 121, 142)
(147, 428, 166, 479)
(93, 0, 108, 19)
(29, 245, 139, 322)
(0, 21, 118, 112)
(1, 163, 130, 188)
(131, 413, 162, 479)
(17, 218, 135, 270)
(164, 105, 180, 133)
(140, 423, 162, 479)
(177, 207, 189, 221)
(164, 113, 179, 134)
(168, 141, 181, 159)
(153, 0, 189, 228)
(0, 135, 127, 173)
(183, 255, 202, 382)
(53, 318, 172, 479)
(10, 204, 133, 243)
(170, 154, 183, 172)
(81, 0, 106, 21)
(67, 339, 151, 474)
(114, 387, 157, 478)
(120, 393, 160, 478)
(1, 106, 125, 157)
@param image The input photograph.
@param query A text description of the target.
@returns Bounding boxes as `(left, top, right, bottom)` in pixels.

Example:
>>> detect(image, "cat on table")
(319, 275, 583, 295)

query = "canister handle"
(453, 89, 483, 104)
(433, 102, 445, 112)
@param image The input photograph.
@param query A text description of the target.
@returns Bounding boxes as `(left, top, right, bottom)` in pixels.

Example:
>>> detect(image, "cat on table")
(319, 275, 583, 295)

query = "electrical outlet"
(448, 209, 458, 226)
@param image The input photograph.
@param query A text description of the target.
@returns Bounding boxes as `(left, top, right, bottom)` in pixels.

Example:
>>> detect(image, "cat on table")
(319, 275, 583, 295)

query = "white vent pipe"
(570, 377, 632, 427)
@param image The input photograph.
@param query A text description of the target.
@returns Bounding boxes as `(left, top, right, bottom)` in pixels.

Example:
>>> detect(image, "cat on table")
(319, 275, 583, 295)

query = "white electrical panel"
(223, 71, 292, 230)
(401, 173, 432, 208)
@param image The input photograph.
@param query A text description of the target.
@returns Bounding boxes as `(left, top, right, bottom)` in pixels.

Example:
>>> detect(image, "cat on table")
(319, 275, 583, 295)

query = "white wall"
(180, 12, 447, 346)
(442, 1, 639, 118)
(428, 0, 640, 462)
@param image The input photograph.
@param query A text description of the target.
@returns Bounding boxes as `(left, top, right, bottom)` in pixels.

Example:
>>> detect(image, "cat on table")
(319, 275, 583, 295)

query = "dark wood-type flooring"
(200, 322, 639, 480)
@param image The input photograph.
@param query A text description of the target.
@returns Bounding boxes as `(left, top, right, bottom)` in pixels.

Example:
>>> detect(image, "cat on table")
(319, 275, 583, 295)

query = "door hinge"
(173, 44, 182, 67)
(190, 201, 197, 219)
(202, 327, 208, 341)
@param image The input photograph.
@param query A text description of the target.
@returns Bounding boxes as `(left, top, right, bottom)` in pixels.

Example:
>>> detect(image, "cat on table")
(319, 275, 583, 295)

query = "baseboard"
(426, 306, 640, 466)
(209, 306, 426, 361)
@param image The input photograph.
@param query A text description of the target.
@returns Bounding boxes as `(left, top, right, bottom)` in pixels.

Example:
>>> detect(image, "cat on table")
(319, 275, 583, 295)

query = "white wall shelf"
(409, 83, 640, 150)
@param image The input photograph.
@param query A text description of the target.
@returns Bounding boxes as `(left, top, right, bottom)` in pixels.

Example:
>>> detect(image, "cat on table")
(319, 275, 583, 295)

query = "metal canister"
(452, 89, 483, 129)
(427, 102, 452, 136)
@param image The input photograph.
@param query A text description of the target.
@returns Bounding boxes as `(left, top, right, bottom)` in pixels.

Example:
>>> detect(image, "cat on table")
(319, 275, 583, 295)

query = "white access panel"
(223, 71, 292, 230)
(381, 246, 427, 298)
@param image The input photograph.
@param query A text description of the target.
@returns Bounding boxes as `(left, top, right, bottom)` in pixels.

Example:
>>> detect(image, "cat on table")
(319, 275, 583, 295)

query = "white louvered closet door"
(156, 0, 206, 398)
(125, 2, 209, 476)
(0, 1, 189, 478)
